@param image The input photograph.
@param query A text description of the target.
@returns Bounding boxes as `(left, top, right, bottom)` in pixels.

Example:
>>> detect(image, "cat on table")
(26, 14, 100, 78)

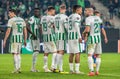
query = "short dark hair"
(73, 5, 81, 13)
(47, 6, 55, 11)
(94, 10, 100, 15)
(9, 9, 17, 14)
(60, 5, 66, 9)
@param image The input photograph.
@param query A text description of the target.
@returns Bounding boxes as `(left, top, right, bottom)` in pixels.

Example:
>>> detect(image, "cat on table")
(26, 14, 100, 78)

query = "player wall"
(0, 27, 120, 53)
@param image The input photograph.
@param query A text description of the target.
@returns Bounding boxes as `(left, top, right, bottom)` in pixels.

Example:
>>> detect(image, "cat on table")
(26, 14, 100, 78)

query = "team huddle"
(3, 4, 108, 76)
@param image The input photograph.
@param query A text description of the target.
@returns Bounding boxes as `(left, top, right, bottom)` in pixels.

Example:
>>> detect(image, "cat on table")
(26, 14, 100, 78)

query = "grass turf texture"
(0, 53, 120, 79)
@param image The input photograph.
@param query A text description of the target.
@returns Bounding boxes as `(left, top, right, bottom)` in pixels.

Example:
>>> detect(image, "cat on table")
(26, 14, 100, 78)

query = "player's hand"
(3, 40, 6, 48)
(79, 38, 82, 43)
(104, 38, 108, 44)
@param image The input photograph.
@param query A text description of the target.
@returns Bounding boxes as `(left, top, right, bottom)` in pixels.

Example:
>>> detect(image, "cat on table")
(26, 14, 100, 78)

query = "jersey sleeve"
(74, 16, 81, 38)
(7, 19, 13, 28)
(85, 17, 91, 26)
(28, 17, 34, 24)
(63, 16, 68, 29)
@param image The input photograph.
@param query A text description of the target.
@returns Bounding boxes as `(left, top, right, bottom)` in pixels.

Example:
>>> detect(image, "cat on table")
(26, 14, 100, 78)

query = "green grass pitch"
(0, 53, 120, 79)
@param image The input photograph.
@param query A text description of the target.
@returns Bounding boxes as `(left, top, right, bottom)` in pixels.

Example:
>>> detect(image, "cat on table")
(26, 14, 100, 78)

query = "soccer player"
(3, 9, 27, 73)
(54, 4, 68, 72)
(68, 5, 83, 74)
(83, 7, 108, 76)
(93, 11, 108, 67)
(41, 6, 57, 72)
(27, 8, 41, 72)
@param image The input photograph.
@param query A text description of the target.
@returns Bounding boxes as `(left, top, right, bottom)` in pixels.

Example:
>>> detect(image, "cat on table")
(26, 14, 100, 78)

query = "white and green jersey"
(7, 16, 26, 43)
(41, 15, 55, 42)
(54, 13, 68, 41)
(85, 15, 102, 44)
(68, 13, 82, 40)
(28, 16, 40, 39)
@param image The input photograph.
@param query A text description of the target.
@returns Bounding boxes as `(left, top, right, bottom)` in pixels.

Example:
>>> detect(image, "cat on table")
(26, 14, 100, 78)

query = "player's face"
(77, 7, 82, 15)
(51, 9, 55, 16)
(8, 12, 14, 18)
(96, 13, 101, 17)
(34, 9, 40, 17)
(84, 9, 89, 16)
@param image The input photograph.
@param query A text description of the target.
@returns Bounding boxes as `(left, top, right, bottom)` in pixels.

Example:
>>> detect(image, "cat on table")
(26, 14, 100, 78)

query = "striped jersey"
(28, 16, 40, 39)
(7, 16, 26, 43)
(54, 13, 68, 41)
(41, 15, 55, 42)
(68, 13, 82, 40)
(85, 15, 102, 44)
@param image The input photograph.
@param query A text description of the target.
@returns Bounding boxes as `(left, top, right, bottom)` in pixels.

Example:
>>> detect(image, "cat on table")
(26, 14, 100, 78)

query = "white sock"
(58, 54, 63, 71)
(56, 53, 60, 65)
(51, 53, 57, 69)
(32, 52, 39, 69)
(75, 63, 80, 72)
(88, 56, 94, 72)
(69, 63, 73, 71)
(13, 54, 18, 70)
(17, 54, 21, 69)
(43, 56, 48, 68)
(96, 58, 101, 72)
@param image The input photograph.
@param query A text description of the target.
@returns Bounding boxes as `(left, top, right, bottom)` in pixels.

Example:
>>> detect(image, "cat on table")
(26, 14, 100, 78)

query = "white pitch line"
(100, 74, 120, 77)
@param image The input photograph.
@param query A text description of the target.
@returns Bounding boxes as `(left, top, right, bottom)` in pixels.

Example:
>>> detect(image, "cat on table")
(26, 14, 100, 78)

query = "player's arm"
(82, 26, 90, 42)
(83, 18, 91, 42)
(27, 17, 37, 39)
(74, 17, 82, 43)
(23, 27, 27, 46)
(63, 17, 69, 32)
(3, 27, 11, 48)
(101, 27, 108, 43)
(26, 23, 36, 37)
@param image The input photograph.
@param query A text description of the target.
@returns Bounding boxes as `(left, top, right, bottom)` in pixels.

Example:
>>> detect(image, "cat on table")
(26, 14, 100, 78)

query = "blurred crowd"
(0, 0, 118, 28)
(0, 0, 90, 26)
(99, 0, 120, 19)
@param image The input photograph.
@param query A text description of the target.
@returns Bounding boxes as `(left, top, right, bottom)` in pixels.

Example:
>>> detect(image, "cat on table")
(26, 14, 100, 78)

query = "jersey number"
(16, 23, 22, 33)
(55, 21, 60, 30)
(43, 23, 47, 31)
(69, 21, 72, 30)
(94, 23, 100, 33)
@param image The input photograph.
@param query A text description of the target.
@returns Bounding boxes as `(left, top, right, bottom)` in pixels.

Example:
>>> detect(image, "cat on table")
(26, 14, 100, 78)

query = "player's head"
(72, 5, 82, 15)
(85, 7, 94, 16)
(34, 8, 40, 17)
(8, 9, 17, 18)
(60, 4, 66, 14)
(94, 10, 101, 17)
(47, 6, 55, 16)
